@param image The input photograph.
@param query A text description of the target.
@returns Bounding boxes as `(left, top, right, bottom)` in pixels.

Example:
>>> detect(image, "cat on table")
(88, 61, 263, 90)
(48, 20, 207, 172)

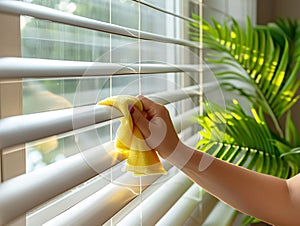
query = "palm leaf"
(191, 15, 300, 137)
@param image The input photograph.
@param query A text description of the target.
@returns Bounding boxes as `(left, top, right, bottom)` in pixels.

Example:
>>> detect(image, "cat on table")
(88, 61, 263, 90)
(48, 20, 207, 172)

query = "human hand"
(130, 96, 180, 159)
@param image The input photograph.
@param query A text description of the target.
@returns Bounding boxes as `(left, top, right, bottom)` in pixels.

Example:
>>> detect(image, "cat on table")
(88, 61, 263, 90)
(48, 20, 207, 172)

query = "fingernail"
(128, 105, 134, 114)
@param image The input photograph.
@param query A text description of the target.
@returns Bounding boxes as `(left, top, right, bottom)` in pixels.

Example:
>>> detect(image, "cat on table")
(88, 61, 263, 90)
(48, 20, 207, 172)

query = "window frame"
(0, 12, 25, 182)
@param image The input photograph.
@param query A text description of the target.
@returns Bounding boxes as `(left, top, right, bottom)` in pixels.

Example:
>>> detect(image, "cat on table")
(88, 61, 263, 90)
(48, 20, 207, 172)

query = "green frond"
(267, 22, 287, 47)
(197, 101, 300, 178)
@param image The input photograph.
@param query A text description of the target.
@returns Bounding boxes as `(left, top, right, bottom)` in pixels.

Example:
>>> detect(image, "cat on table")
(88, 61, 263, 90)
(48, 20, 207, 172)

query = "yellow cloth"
(98, 95, 167, 176)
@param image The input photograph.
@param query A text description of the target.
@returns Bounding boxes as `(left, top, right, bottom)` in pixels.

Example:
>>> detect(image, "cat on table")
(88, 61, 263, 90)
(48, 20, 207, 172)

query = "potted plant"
(189, 15, 300, 224)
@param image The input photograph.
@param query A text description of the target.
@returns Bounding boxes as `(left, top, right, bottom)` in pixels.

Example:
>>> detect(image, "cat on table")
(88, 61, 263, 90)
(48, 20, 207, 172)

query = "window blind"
(0, 0, 235, 225)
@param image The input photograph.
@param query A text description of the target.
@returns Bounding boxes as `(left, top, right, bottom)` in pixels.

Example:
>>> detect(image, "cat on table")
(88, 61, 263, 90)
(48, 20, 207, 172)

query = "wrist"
(163, 141, 195, 170)
(157, 138, 180, 159)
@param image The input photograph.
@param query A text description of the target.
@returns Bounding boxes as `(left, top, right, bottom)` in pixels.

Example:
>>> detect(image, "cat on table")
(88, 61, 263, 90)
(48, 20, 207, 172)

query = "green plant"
(190, 15, 300, 224)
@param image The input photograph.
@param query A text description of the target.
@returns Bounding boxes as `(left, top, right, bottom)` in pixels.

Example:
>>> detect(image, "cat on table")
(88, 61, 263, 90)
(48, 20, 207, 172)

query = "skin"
(130, 95, 300, 226)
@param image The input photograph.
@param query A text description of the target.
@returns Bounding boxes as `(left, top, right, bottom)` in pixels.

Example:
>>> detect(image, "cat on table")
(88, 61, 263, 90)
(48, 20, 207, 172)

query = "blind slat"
(183, 193, 219, 225)
(0, 1, 198, 48)
(154, 183, 202, 226)
(133, 0, 197, 23)
(0, 57, 201, 78)
(202, 201, 237, 226)
(0, 87, 199, 150)
(0, 104, 121, 150)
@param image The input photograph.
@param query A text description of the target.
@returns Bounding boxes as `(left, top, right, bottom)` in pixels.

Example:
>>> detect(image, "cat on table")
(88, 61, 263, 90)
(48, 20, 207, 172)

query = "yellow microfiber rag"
(98, 95, 167, 176)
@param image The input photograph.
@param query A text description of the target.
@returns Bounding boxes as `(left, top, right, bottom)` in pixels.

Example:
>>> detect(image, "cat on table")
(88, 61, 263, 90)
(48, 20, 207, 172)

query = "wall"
(257, 0, 300, 24)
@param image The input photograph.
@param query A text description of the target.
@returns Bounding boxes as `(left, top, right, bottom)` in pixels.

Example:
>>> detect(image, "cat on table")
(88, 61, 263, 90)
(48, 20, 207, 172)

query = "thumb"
(130, 106, 151, 138)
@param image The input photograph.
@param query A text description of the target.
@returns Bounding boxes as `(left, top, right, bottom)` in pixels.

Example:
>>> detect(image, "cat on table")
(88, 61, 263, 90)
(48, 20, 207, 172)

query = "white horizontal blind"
(0, 0, 249, 225)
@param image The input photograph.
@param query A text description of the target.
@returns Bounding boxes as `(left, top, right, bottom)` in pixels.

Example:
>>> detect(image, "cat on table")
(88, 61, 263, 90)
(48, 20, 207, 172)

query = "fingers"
(137, 96, 167, 120)
(145, 117, 167, 149)
(137, 95, 161, 112)
(131, 106, 151, 138)
(131, 108, 168, 150)
(131, 95, 180, 155)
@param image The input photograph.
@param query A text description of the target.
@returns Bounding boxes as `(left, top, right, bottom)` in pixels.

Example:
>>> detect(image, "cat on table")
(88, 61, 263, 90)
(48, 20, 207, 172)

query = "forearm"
(166, 142, 299, 226)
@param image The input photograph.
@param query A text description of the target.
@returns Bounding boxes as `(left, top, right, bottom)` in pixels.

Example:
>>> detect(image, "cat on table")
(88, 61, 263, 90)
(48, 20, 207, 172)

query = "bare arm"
(131, 96, 300, 226)
(169, 143, 300, 226)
